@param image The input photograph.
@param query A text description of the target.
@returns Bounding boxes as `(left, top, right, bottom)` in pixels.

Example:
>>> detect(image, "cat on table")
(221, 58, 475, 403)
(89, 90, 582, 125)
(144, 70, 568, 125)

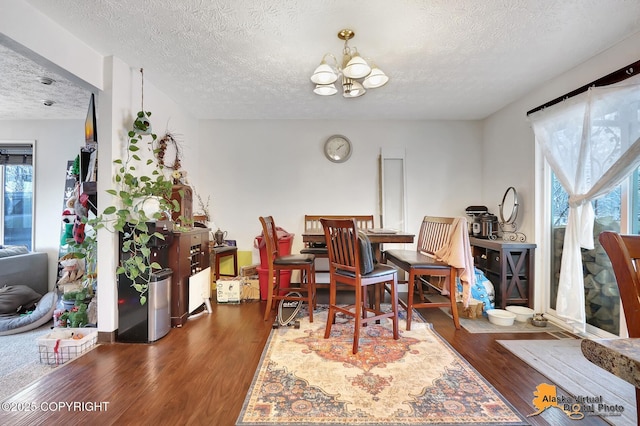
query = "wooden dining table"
(303, 229, 415, 308)
(581, 338, 640, 388)
(302, 229, 415, 262)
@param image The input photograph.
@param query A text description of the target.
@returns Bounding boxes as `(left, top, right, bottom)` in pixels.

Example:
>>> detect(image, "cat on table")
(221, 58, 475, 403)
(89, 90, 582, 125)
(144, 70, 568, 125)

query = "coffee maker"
(465, 206, 488, 236)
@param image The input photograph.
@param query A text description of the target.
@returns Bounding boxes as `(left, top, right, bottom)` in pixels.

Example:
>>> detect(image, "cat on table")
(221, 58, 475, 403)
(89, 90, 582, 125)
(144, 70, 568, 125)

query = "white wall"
(0, 120, 84, 288)
(196, 120, 483, 259)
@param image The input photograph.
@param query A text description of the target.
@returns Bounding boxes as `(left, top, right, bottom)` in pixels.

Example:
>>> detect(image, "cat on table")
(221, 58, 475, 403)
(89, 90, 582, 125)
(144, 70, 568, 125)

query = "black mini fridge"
(117, 221, 173, 343)
(117, 268, 172, 343)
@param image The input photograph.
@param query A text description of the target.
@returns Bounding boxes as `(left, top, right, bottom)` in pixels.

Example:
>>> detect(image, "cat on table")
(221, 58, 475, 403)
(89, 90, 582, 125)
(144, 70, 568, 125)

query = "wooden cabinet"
(170, 184, 193, 224)
(167, 228, 210, 327)
(470, 237, 536, 309)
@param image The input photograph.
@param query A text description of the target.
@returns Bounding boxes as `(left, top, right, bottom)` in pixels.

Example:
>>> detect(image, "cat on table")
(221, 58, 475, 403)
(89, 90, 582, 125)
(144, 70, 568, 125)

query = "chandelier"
(310, 29, 389, 98)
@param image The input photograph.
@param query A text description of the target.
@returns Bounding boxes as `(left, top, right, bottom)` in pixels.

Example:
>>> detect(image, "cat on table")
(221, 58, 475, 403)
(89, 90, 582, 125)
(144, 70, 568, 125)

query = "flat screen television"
(85, 93, 97, 145)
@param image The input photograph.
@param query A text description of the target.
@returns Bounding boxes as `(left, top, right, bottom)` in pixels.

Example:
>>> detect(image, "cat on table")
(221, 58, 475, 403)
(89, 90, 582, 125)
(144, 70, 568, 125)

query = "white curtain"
(529, 75, 640, 332)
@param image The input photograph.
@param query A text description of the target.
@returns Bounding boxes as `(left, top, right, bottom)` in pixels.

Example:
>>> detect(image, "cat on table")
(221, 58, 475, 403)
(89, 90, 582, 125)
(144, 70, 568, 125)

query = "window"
(0, 143, 34, 250)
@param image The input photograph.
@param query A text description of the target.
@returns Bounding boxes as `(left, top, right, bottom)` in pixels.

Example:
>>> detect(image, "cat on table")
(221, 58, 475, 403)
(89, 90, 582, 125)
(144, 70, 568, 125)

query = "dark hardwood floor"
(2, 292, 610, 426)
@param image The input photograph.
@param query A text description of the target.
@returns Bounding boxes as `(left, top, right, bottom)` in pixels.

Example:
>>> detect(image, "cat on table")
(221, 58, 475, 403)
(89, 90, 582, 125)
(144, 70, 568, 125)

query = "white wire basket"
(37, 328, 97, 365)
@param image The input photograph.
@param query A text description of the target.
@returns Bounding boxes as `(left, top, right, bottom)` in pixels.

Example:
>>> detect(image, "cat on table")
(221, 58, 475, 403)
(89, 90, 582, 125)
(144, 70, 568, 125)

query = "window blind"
(0, 144, 33, 165)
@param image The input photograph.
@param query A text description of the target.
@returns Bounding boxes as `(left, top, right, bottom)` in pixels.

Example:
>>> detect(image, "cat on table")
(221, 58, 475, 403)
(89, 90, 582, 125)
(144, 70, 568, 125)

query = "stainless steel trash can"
(148, 268, 172, 342)
(118, 268, 172, 343)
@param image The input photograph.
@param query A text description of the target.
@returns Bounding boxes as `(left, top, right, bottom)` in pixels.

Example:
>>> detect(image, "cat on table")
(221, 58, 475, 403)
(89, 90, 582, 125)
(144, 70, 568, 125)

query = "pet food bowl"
(505, 305, 534, 322)
(487, 309, 516, 326)
(531, 314, 549, 327)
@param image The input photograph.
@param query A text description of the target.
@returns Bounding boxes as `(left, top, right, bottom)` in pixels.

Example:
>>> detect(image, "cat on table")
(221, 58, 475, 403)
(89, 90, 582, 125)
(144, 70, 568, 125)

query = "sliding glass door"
(549, 172, 622, 335)
(542, 84, 639, 337)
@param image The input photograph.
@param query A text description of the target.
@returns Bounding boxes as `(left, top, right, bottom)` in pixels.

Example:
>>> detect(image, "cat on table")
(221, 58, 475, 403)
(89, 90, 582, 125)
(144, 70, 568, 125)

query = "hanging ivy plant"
(86, 111, 179, 305)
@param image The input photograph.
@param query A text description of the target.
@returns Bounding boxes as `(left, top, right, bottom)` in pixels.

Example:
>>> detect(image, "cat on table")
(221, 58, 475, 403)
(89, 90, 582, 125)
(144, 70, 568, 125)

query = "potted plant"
(61, 292, 77, 311)
(66, 230, 97, 294)
(62, 288, 90, 310)
(86, 110, 179, 305)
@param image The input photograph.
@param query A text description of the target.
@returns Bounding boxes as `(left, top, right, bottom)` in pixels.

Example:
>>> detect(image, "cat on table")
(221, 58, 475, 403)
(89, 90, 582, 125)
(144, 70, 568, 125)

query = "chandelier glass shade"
(311, 29, 388, 98)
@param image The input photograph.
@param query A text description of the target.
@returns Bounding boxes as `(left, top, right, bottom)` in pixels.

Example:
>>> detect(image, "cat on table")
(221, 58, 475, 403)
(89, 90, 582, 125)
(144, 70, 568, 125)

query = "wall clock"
(324, 135, 352, 163)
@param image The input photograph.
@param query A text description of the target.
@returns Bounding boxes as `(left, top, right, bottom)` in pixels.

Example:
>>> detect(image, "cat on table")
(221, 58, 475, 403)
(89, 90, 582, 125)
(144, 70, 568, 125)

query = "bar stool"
(259, 216, 317, 323)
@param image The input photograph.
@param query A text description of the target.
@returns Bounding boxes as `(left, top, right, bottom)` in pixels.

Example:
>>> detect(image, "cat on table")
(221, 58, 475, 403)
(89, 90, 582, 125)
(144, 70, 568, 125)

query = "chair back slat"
(305, 215, 374, 234)
(599, 231, 640, 338)
(321, 218, 360, 274)
(259, 216, 280, 265)
(417, 216, 455, 256)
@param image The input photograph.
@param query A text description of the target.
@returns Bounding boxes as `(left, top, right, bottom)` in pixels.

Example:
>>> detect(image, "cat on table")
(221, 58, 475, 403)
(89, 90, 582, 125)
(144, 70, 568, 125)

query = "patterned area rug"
(237, 309, 527, 425)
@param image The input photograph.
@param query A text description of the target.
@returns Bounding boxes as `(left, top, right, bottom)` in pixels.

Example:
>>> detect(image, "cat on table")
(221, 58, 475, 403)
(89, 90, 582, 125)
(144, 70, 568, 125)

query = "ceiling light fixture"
(39, 77, 55, 85)
(42, 100, 55, 106)
(311, 29, 389, 98)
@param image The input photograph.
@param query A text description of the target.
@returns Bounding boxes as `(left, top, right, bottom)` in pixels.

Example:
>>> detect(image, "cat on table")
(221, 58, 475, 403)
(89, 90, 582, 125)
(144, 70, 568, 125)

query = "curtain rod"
(526, 59, 640, 116)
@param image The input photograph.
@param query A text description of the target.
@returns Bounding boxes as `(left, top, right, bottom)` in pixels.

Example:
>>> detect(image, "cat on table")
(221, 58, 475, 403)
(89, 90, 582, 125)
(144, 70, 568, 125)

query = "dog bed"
(0, 291, 57, 336)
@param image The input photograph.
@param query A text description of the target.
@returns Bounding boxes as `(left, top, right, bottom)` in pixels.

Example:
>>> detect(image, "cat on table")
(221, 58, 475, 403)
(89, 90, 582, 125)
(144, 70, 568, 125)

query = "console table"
(167, 228, 210, 327)
(470, 237, 536, 309)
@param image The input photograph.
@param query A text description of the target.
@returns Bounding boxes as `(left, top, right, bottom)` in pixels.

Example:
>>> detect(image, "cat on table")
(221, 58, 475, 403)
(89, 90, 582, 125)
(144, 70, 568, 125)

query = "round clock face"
(324, 135, 352, 163)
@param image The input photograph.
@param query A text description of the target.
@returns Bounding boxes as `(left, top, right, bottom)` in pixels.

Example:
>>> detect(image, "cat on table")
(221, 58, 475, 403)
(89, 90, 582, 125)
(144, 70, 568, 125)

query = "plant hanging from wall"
(86, 68, 179, 305)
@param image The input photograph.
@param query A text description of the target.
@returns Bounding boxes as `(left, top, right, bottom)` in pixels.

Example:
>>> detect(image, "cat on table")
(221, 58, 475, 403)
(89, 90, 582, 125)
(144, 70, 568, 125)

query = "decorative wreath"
(156, 132, 182, 170)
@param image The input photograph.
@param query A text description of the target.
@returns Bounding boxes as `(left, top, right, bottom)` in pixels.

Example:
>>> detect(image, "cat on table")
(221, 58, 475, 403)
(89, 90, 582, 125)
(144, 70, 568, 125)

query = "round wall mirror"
(499, 187, 519, 225)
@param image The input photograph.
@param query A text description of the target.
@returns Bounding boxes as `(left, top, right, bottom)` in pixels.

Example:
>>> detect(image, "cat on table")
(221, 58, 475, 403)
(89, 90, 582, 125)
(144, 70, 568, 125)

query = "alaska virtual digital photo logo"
(528, 383, 626, 420)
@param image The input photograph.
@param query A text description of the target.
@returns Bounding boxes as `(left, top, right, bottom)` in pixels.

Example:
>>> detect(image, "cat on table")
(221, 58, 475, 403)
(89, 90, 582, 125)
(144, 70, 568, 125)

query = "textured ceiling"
(0, 42, 92, 120)
(3, 0, 640, 120)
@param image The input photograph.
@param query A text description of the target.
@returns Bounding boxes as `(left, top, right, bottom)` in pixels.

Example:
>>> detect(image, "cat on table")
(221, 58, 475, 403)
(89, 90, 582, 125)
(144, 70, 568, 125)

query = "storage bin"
(255, 232, 294, 268)
(37, 328, 98, 365)
(257, 267, 291, 301)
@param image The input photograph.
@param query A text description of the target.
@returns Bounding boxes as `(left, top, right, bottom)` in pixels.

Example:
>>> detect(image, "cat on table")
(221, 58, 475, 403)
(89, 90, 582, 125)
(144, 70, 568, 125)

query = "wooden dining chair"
(259, 216, 317, 323)
(321, 218, 399, 354)
(598, 231, 640, 419)
(384, 216, 460, 331)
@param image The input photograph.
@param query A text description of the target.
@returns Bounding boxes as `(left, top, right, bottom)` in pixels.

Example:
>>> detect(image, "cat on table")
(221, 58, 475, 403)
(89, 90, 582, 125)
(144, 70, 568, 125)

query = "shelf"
(470, 237, 536, 309)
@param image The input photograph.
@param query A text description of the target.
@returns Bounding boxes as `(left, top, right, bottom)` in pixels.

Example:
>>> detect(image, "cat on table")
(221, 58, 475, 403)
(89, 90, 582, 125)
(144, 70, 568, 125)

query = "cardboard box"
(241, 277, 260, 300)
(240, 264, 259, 277)
(216, 278, 241, 303)
(454, 298, 484, 319)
